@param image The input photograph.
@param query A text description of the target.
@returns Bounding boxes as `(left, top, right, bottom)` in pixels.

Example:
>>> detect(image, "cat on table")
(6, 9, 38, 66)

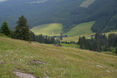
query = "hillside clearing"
(31, 23, 63, 36)
(62, 33, 95, 42)
(62, 36, 79, 42)
(0, 37, 117, 78)
(62, 31, 117, 42)
(65, 21, 95, 36)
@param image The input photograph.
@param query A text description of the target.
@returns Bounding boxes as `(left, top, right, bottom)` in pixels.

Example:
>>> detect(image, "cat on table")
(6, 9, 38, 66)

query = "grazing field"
(62, 33, 95, 42)
(61, 43, 80, 48)
(104, 31, 117, 36)
(62, 36, 79, 42)
(0, 37, 117, 78)
(62, 31, 117, 42)
(31, 23, 63, 36)
(65, 21, 95, 36)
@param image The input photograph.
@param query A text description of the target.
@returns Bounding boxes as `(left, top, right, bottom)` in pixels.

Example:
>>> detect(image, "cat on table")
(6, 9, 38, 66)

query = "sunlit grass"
(65, 21, 95, 36)
(0, 37, 117, 78)
(31, 23, 63, 36)
(61, 43, 80, 48)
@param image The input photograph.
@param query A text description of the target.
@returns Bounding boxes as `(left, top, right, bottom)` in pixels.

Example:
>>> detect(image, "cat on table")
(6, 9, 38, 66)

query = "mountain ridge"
(0, 0, 117, 33)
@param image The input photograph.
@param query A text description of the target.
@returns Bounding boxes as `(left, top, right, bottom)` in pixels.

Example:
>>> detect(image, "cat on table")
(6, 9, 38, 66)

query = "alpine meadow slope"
(0, 36, 117, 78)
(31, 23, 63, 36)
(65, 21, 95, 36)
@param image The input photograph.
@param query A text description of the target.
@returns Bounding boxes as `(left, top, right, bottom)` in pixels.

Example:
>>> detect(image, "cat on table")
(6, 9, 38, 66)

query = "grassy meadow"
(62, 31, 117, 42)
(62, 33, 95, 42)
(61, 43, 80, 48)
(31, 21, 96, 43)
(31, 23, 63, 36)
(65, 21, 95, 36)
(0, 37, 117, 78)
(31, 21, 95, 37)
(104, 31, 117, 36)
(62, 36, 79, 42)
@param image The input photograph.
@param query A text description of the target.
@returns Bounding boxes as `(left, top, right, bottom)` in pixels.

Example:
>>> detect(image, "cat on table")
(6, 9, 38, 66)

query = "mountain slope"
(0, 0, 117, 32)
(31, 23, 63, 36)
(0, 37, 117, 78)
(65, 21, 95, 36)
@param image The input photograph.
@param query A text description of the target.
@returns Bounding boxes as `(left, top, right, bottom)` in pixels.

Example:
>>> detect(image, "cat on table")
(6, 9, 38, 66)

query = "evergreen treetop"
(14, 16, 31, 41)
(0, 21, 11, 36)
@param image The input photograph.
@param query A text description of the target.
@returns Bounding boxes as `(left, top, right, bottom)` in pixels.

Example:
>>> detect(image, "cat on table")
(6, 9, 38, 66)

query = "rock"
(44, 73, 49, 78)
(31, 60, 46, 65)
(0, 60, 5, 64)
(96, 65, 103, 68)
(13, 71, 36, 78)
(106, 70, 111, 73)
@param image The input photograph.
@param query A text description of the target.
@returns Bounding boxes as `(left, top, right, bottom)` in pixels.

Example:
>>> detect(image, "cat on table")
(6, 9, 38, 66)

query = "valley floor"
(0, 37, 117, 78)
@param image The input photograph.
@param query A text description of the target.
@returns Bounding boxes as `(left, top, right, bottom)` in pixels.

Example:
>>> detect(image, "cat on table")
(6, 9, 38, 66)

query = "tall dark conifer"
(0, 21, 11, 36)
(14, 16, 31, 41)
(115, 48, 117, 54)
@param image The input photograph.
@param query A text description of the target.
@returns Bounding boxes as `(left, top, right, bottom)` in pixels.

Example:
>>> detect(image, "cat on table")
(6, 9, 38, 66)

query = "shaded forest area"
(78, 33, 117, 54)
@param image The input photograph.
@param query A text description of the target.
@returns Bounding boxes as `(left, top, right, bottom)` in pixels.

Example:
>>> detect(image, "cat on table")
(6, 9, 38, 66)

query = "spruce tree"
(14, 16, 31, 41)
(0, 21, 11, 36)
(115, 48, 117, 54)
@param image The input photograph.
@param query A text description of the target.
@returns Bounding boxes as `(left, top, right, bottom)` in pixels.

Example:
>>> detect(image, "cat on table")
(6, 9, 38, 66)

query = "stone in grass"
(96, 65, 103, 68)
(0, 60, 5, 64)
(43, 73, 49, 78)
(31, 60, 46, 65)
(13, 71, 36, 78)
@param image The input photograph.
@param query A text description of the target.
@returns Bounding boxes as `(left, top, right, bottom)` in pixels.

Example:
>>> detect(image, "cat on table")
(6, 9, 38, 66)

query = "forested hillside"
(0, 0, 117, 33)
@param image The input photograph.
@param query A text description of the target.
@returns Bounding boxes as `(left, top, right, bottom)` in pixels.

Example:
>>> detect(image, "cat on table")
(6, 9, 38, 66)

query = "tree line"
(78, 33, 117, 54)
(0, 16, 59, 44)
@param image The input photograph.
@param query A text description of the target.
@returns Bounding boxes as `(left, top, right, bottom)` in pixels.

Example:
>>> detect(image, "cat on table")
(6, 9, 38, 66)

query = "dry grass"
(0, 37, 117, 78)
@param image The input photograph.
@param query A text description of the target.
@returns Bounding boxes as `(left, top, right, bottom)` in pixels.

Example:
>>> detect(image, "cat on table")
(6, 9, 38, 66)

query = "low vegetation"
(61, 43, 80, 48)
(65, 21, 95, 36)
(62, 36, 79, 42)
(31, 23, 63, 36)
(0, 37, 117, 78)
(78, 33, 117, 54)
(0, 1, 117, 78)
